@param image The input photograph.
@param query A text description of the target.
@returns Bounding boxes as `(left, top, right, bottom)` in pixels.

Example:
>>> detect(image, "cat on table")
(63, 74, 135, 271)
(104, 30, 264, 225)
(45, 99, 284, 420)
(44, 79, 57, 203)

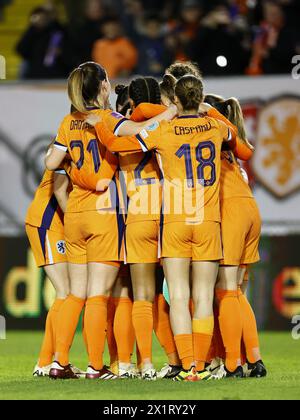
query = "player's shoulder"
(58, 112, 77, 129)
(204, 116, 221, 128)
(103, 109, 125, 120)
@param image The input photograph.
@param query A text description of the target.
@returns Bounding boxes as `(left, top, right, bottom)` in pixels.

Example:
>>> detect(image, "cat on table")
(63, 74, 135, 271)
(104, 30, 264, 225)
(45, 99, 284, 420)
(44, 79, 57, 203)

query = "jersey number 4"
(70, 139, 100, 173)
(176, 141, 216, 187)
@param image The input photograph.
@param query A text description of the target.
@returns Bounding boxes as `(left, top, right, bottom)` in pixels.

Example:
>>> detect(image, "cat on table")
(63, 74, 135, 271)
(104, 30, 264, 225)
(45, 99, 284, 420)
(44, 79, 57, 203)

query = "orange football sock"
(174, 334, 194, 371)
(107, 297, 118, 367)
(132, 301, 153, 363)
(192, 317, 214, 372)
(56, 295, 85, 366)
(82, 306, 89, 355)
(114, 297, 135, 364)
(84, 295, 108, 371)
(38, 298, 64, 367)
(238, 290, 261, 363)
(216, 289, 243, 372)
(153, 294, 180, 364)
(207, 308, 218, 363)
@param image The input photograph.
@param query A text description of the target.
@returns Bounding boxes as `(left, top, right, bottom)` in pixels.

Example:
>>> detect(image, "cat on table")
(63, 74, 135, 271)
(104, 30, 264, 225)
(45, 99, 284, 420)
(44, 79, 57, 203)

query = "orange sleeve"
(131, 103, 167, 122)
(217, 120, 237, 150)
(95, 122, 142, 153)
(53, 117, 69, 151)
(208, 107, 253, 161)
(234, 138, 254, 161)
(208, 107, 237, 134)
(70, 150, 118, 191)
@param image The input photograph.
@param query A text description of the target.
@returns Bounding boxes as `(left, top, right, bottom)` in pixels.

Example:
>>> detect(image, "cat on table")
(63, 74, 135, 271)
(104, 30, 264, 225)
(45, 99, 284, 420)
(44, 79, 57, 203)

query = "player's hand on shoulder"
(166, 103, 178, 119)
(199, 103, 212, 113)
(85, 113, 102, 127)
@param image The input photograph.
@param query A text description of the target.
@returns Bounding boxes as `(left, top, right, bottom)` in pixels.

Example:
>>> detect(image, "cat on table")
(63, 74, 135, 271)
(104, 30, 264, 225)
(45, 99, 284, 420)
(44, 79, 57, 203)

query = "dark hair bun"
(115, 84, 127, 95)
(186, 88, 197, 99)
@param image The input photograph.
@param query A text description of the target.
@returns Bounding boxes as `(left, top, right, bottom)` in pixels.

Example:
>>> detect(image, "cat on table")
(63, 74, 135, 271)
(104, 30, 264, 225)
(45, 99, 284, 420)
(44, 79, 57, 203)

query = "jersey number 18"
(176, 141, 216, 188)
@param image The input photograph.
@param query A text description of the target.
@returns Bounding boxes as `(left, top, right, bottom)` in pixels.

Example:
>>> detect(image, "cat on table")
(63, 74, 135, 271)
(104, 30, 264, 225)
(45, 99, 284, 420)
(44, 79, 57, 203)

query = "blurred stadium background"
(0, 0, 300, 335)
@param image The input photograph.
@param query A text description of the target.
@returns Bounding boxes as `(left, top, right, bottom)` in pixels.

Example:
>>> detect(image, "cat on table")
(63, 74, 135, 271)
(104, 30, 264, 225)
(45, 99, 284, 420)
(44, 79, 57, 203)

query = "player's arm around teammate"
(45, 62, 133, 380)
(89, 75, 236, 382)
(85, 80, 180, 379)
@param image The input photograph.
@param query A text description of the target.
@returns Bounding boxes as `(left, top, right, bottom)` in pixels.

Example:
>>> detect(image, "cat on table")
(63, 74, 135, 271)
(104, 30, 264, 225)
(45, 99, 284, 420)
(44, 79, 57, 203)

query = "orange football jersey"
(68, 104, 164, 223)
(119, 103, 164, 223)
(54, 109, 127, 213)
(95, 115, 235, 224)
(25, 169, 66, 232)
(207, 107, 253, 161)
(220, 151, 254, 201)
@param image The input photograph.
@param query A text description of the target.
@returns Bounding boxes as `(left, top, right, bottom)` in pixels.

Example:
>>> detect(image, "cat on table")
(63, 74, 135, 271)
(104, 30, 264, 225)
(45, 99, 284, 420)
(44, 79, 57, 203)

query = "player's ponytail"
(115, 84, 130, 116)
(68, 68, 86, 113)
(175, 75, 203, 111)
(160, 74, 176, 102)
(204, 94, 254, 149)
(129, 77, 161, 107)
(225, 97, 247, 142)
(68, 62, 107, 114)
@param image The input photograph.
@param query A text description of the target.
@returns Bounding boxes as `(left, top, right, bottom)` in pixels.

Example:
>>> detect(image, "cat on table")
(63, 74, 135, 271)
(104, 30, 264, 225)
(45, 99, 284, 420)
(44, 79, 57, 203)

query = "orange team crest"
(252, 96, 300, 198)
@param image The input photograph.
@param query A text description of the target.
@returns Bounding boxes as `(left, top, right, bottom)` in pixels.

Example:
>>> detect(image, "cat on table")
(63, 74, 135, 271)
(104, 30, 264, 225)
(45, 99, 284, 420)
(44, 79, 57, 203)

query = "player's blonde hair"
(204, 94, 247, 141)
(68, 62, 107, 113)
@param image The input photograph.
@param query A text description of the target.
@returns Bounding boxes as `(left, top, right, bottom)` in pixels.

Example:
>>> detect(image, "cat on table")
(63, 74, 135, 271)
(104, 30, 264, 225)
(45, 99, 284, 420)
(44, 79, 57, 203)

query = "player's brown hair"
(160, 74, 177, 103)
(165, 61, 202, 80)
(175, 75, 204, 111)
(68, 62, 107, 113)
(204, 94, 247, 141)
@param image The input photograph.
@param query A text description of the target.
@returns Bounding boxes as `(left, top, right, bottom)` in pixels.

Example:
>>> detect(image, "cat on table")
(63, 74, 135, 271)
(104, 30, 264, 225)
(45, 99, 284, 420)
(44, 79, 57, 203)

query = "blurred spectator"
(16, 6, 68, 79)
(247, 0, 299, 75)
(136, 15, 173, 76)
(64, 0, 108, 68)
(166, 0, 203, 61)
(9, 0, 300, 79)
(92, 17, 138, 78)
(188, 3, 250, 75)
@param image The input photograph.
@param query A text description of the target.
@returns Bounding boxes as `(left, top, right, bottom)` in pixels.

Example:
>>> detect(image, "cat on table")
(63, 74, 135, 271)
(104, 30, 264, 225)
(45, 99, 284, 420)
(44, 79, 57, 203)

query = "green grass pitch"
(0, 331, 299, 400)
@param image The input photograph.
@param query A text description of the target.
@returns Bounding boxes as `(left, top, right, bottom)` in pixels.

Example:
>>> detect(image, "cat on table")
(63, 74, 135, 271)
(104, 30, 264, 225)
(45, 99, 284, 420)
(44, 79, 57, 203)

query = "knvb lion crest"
(253, 96, 300, 198)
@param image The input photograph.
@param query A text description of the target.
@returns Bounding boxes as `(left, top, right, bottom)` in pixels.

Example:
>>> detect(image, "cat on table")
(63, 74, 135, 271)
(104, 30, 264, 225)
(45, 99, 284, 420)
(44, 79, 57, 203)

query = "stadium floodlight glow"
(216, 55, 228, 68)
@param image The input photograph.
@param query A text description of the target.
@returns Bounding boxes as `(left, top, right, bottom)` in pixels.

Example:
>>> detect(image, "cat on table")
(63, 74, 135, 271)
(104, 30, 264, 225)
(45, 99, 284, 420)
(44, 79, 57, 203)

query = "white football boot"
(142, 364, 157, 381)
(33, 364, 51, 377)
